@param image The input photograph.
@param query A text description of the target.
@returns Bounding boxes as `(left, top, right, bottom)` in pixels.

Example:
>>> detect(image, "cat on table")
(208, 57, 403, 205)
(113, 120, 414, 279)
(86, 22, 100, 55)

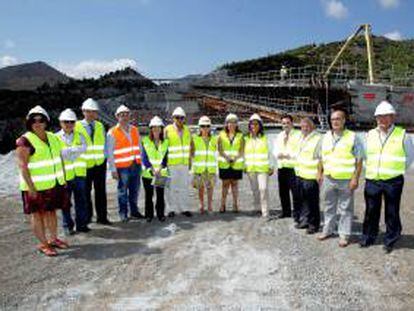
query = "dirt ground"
(0, 170, 414, 310)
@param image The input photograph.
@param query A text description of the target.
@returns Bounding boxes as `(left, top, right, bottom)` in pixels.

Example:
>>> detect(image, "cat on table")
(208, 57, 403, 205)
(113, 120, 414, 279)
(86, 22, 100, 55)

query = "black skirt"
(219, 168, 243, 180)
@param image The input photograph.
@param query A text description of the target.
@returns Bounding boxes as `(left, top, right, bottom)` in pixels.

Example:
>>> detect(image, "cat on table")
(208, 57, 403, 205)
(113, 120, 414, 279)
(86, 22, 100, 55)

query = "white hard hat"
(115, 104, 130, 116)
(59, 108, 77, 121)
(172, 106, 186, 117)
(374, 100, 396, 116)
(225, 113, 238, 123)
(81, 98, 99, 111)
(26, 105, 50, 121)
(249, 113, 262, 123)
(198, 115, 211, 126)
(149, 116, 164, 127)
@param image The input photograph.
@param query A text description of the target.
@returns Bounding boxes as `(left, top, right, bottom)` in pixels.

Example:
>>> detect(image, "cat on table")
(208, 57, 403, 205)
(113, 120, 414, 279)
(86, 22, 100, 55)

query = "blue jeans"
(117, 163, 141, 219)
(62, 177, 89, 230)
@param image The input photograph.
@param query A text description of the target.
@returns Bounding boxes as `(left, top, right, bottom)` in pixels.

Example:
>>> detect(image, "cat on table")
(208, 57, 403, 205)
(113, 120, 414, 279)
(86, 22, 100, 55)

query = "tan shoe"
(338, 238, 350, 248)
(317, 233, 332, 241)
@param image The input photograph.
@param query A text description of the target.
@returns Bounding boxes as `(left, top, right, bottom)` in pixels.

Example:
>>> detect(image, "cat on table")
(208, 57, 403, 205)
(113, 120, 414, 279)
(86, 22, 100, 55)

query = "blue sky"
(0, 0, 412, 78)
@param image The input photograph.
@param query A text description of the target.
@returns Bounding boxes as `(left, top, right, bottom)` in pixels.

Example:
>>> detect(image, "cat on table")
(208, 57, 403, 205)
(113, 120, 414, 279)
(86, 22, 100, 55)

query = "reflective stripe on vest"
(295, 132, 321, 180)
(165, 124, 191, 166)
(141, 136, 169, 179)
(75, 121, 105, 168)
(192, 135, 218, 174)
(20, 131, 65, 191)
(111, 125, 142, 168)
(57, 131, 87, 181)
(218, 131, 244, 170)
(321, 129, 356, 180)
(276, 128, 301, 169)
(365, 126, 406, 180)
(244, 134, 270, 173)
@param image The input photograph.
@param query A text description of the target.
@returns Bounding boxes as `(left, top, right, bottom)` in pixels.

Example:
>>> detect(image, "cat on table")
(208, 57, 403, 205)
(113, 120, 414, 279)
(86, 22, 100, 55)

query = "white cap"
(172, 106, 186, 117)
(149, 116, 164, 127)
(225, 113, 238, 123)
(81, 98, 99, 111)
(374, 100, 396, 116)
(115, 104, 130, 116)
(59, 108, 77, 121)
(198, 116, 211, 126)
(249, 113, 262, 122)
(26, 105, 50, 121)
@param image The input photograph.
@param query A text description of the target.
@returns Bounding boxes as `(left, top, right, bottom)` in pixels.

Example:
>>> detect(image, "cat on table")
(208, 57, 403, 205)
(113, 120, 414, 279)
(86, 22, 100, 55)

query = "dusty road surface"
(0, 159, 414, 310)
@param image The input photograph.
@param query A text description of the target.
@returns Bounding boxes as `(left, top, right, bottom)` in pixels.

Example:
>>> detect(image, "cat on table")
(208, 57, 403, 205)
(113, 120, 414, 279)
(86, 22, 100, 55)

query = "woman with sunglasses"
(190, 116, 217, 214)
(244, 114, 274, 218)
(16, 106, 69, 257)
(217, 113, 244, 213)
(55, 109, 89, 234)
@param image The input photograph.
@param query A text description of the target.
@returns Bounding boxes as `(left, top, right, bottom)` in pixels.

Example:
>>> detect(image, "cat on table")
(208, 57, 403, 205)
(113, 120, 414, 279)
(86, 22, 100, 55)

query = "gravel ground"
(0, 170, 413, 310)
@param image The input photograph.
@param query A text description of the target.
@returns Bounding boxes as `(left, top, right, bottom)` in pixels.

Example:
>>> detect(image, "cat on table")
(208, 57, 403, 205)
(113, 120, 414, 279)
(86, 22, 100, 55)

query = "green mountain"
(220, 36, 414, 79)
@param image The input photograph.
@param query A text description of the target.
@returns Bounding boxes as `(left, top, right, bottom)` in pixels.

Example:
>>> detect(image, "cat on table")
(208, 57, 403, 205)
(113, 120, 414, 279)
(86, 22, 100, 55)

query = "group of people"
(16, 98, 411, 256)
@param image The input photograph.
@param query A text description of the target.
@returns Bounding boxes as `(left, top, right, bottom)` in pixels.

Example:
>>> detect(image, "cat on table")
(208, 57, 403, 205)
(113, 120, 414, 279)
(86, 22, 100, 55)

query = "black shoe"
(130, 213, 144, 220)
(76, 227, 91, 233)
(276, 213, 291, 219)
(120, 217, 129, 223)
(97, 219, 112, 225)
(306, 227, 317, 235)
(359, 240, 373, 248)
(146, 217, 153, 223)
(182, 211, 193, 217)
(168, 211, 175, 218)
(295, 222, 309, 229)
(159, 216, 166, 222)
(383, 245, 393, 254)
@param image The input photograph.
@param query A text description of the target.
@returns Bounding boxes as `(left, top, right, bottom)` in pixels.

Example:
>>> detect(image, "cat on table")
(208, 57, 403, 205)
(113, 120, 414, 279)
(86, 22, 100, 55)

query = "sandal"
(338, 239, 350, 248)
(49, 238, 69, 249)
(37, 244, 58, 257)
(317, 233, 332, 241)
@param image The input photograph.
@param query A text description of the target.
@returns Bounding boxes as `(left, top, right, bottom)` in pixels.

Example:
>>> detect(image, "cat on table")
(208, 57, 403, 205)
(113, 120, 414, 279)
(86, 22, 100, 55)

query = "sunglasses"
(63, 120, 75, 124)
(200, 125, 210, 128)
(32, 117, 46, 124)
(174, 116, 185, 120)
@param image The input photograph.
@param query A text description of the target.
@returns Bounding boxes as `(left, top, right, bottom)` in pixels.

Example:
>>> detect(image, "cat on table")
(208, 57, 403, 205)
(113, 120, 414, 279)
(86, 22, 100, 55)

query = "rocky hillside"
(0, 61, 70, 90)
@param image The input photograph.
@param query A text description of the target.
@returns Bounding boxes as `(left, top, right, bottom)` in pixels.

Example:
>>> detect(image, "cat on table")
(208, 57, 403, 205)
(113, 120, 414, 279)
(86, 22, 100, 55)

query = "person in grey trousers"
(316, 109, 363, 247)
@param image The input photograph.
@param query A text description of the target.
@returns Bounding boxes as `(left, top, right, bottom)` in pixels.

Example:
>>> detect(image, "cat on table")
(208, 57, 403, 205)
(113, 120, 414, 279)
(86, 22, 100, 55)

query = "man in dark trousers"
(75, 98, 111, 225)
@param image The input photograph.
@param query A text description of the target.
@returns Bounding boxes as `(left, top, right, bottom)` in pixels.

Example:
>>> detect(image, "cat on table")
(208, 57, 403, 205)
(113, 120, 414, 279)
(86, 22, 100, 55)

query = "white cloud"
(384, 30, 403, 41)
(378, 0, 400, 9)
(55, 58, 138, 79)
(0, 55, 18, 67)
(3, 39, 15, 49)
(322, 0, 349, 20)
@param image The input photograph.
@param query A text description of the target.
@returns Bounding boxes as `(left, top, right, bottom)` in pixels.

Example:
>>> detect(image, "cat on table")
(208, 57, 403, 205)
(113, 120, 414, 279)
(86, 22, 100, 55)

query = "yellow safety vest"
(244, 134, 270, 173)
(295, 131, 321, 180)
(75, 120, 105, 168)
(218, 131, 244, 170)
(19, 131, 65, 191)
(141, 136, 169, 179)
(276, 128, 301, 169)
(366, 126, 406, 180)
(57, 131, 87, 181)
(192, 135, 218, 174)
(165, 124, 191, 166)
(321, 129, 356, 180)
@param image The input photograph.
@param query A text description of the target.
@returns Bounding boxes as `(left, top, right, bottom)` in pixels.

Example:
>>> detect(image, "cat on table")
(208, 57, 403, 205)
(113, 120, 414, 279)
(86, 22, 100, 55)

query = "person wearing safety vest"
(275, 114, 302, 221)
(294, 117, 322, 234)
(217, 113, 244, 213)
(56, 109, 90, 234)
(75, 98, 111, 225)
(106, 105, 143, 223)
(244, 114, 274, 218)
(16, 106, 69, 257)
(360, 101, 414, 253)
(164, 106, 193, 218)
(316, 109, 363, 247)
(141, 116, 169, 222)
(190, 116, 218, 214)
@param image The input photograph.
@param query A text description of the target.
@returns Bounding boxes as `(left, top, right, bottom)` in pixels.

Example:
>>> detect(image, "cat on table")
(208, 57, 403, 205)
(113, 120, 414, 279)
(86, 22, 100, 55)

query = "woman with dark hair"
(244, 113, 274, 218)
(141, 116, 168, 222)
(16, 106, 69, 256)
(217, 113, 244, 213)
